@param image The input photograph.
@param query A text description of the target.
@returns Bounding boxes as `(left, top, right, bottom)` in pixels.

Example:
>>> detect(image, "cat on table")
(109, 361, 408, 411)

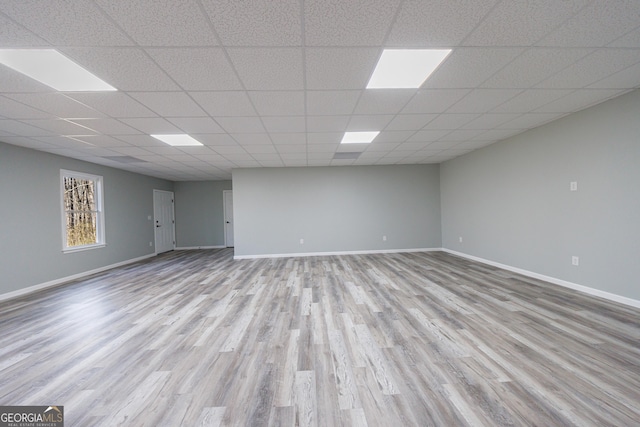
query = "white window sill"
(62, 243, 106, 254)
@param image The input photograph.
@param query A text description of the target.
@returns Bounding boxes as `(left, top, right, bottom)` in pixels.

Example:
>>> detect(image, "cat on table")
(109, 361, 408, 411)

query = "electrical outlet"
(299, 238, 304, 245)
(382, 235, 387, 241)
(459, 237, 463, 243)
(572, 256, 579, 266)
(570, 181, 578, 191)
(149, 241, 153, 247)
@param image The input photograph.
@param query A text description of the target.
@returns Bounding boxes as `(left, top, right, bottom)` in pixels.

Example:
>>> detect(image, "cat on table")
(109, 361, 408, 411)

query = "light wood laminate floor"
(1, 249, 639, 426)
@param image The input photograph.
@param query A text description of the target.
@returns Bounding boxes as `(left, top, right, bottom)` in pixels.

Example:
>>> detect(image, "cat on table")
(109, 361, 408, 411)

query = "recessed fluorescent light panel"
(341, 131, 380, 144)
(367, 49, 452, 89)
(0, 49, 116, 91)
(151, 134, 204, 147)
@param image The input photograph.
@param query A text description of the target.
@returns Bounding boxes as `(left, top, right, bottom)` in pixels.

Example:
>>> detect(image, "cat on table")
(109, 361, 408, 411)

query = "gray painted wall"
(232, 165, 441, 256)
(441, 89, 640, 300)
(0, 142, 173, 295)
(174, 180, 232, 248)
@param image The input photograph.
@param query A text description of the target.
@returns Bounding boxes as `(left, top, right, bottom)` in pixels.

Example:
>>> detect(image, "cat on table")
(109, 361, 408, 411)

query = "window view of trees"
(63, 176, 98, 247)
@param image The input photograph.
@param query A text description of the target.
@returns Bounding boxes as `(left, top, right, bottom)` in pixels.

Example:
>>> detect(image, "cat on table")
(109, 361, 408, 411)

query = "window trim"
(60, 169, 106, 253)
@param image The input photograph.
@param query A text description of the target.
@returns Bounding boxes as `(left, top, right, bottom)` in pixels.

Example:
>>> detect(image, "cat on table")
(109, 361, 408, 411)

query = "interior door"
(154, 190, 175, 254)
(223, 190, 234, 247)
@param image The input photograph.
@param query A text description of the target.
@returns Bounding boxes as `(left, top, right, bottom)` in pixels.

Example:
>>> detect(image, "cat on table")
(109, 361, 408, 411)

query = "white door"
(223, 190, 234, 247)
(154, 190, 175, 254)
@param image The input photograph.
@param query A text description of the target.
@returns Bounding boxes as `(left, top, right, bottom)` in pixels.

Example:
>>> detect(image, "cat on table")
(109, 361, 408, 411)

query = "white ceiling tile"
(227, 48, 303, 90)
(115, 134, 167, 147)
(217, 117, 266, 133)
(262, 116, 306, 133)
(190, 92, 256, 116)
(0, 13, 48, 46)
(120, 117, 182, 134)
(464, 0, 590, 46)
(192, 134, 238, 146)
(0, 119, 53, 136)
(34, 135, 97, 148)
(490, 89, 574, 113)
(21, 119, 98, 135)
(610, 25, 640, 47)
(347, 115, 394, 131)
(306, 116, 350, 132)
(62, 47, 180, 91)
(536, 49, 640, 89)
(280, 152, 307, 159)
(308, 144, 338, 153)
(422, 114, 479, 130)
(65, 93, 157, 118)
(270, 133, 306, 145)
(387, 0, 499, 46)
(305, 0, 401, 46)
(148, 48, 242, 91)
(481, 48, 593, 88)
(305, 48, 380, 90)
(248, 92, 305, 116)
(588, 62, 640, 89)
(438, 129, 486, 141)
(202, 0, 301, 46)
(0, 96, 50, 119)
(336, 143, 368, 153)
(533, 89, 626, 113)
(307, 132, 341, 144)
(95, 0, 218, 46)
(5, 93, 104, 118)
(69, 118, 143, 135)
(167, 118, 224, 134)
(477, 129, 525, 141)
(211, 145, 246, 155)
(461, 114, 521, 130)
(496, 113, 560, 130)
(128, 92, 207, 117)
(231, 133, 272, 145)
(425, 141, 464, 150)
(384, 114, 437, 131)
(423, 48, 524, 89)
(393, 142, 430, 151)
(0, 67, 52, 93)
(446, 89, 522, 113)
(277, 144, 307, 153)
(374, 131, 414, 143)
(72, 135, 131, 147)
(105, 146, 150, 157)
(353, 90, 416, 114)
(408, 130, 450, 142)
(2, 0, 133, 46)
(537, 1, 640, 47)
(401, 89, 470, 114)
(306, 91, 361, 115)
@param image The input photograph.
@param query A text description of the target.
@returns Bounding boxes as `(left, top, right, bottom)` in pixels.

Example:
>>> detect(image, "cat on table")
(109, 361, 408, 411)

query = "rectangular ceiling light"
(0, 49, 116, 92)
(151, 134, 204, 147)
(341, 131, 380, 144)
(366, 49, 451, 89)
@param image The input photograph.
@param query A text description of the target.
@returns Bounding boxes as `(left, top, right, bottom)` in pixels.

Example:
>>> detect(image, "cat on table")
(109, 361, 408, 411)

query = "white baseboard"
(175, 245, 226, 250)
(442, 249, 640, 309)
(234, 247, 441, 260)
(0, 253, 156, 303)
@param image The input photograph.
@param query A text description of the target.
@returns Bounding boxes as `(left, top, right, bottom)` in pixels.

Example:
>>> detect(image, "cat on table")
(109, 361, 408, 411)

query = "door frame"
(153, 189, 176, 254)
(223, 190, 233, 248)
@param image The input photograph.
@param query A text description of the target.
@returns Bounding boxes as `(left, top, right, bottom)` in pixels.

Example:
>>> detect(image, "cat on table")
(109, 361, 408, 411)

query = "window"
(61, 170, 105, 252)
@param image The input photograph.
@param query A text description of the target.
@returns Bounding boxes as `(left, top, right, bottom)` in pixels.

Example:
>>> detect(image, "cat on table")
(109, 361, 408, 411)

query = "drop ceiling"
(1, 0, 639, 181)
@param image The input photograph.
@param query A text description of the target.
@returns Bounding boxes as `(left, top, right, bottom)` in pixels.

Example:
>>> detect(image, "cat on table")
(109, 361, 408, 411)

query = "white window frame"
(60, 169, 106, 253)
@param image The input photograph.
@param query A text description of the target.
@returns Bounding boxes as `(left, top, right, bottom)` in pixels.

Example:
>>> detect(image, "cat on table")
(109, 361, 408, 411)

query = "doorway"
(223, 190, 234, 247)
(153, 190, 175, 254)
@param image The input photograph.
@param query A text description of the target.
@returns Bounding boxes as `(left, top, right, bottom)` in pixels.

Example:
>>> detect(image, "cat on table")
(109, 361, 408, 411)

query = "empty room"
(1, 1, 639, 426)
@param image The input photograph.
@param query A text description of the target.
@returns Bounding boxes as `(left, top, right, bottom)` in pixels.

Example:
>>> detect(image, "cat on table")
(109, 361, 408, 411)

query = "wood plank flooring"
(1, 249, 639, 426)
